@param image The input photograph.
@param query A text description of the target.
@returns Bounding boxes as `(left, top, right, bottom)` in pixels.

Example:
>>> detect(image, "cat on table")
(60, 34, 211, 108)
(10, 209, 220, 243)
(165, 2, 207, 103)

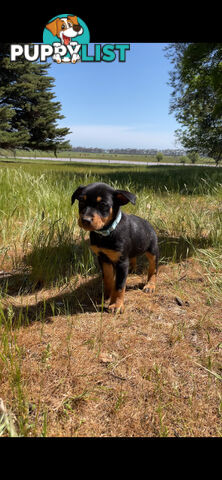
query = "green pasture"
(0, 148, 216, 164)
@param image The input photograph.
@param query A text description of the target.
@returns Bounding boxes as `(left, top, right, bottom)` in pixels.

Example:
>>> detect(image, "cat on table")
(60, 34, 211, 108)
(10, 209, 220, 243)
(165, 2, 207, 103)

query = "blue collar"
(95, 210, 122, 236)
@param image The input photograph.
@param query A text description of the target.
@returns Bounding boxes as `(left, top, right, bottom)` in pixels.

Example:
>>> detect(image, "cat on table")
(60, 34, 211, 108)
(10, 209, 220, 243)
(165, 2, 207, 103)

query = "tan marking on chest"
(90, 245, 121, 263)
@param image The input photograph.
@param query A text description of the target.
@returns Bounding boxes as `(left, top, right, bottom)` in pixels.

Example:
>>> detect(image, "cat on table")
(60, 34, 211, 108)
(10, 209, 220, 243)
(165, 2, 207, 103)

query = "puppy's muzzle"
(81, 215, 92, 227)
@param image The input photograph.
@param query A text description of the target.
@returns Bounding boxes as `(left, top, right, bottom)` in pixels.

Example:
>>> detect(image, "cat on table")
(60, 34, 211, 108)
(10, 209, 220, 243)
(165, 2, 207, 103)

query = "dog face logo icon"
(46, 16, 83, 45)
(43, 14, 90, 63)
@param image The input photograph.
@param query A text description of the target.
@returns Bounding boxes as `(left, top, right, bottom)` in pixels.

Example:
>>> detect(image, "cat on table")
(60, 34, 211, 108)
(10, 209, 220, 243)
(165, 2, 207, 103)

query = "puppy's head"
(46, 16, 83, 44)
(71, 182, 136, 232)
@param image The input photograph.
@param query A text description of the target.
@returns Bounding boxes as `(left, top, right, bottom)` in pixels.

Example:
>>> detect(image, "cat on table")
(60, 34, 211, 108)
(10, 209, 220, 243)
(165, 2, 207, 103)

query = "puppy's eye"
(61, 24, 66, 29)
(79, 199, 85, 208)
(99, 202, 108, 209)
(68, 22, 72, 28)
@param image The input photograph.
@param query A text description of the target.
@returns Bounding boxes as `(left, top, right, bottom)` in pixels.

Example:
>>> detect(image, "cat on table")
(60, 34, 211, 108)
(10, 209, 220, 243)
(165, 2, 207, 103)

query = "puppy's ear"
(71, 185, 85, 205)
(67, 15, 79, 26)
(115, 189, 136, 205)
(46, 18, 60, 37)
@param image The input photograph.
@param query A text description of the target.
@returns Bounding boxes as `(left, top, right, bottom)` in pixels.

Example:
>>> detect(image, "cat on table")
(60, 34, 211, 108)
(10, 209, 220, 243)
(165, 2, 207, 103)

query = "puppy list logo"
(10, 14, 130, 64)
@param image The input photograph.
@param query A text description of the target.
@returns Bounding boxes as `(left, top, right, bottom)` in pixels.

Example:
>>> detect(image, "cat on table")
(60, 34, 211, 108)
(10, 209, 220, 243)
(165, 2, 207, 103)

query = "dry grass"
(0, 257, 221, 437)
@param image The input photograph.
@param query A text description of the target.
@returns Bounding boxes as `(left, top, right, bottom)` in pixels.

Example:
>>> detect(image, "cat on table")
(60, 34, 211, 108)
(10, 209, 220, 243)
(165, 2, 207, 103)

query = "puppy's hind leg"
(129, 257, 137, 273)
(143, 247, 159, 294)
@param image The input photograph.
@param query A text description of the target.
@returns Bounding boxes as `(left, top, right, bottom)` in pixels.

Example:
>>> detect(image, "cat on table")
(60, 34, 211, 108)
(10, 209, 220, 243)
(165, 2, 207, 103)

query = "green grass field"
(0, 160, 222, 436)
(0, 147, 217, 164)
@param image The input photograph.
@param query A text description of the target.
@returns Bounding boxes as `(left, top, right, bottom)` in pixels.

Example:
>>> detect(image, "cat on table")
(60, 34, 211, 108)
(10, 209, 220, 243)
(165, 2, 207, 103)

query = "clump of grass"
(0, 398, 18, 437)
(195, 248, 222, 303)
(24, 227, 96, 287)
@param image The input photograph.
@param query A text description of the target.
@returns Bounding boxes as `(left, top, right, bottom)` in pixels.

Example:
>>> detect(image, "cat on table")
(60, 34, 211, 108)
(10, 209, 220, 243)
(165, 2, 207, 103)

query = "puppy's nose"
(73, 24, 82, 32)
(82, 216, 92, 226)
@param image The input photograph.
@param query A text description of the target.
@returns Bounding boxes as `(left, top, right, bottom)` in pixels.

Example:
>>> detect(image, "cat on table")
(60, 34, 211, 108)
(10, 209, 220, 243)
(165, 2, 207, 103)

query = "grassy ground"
(0, 160, 222, 437)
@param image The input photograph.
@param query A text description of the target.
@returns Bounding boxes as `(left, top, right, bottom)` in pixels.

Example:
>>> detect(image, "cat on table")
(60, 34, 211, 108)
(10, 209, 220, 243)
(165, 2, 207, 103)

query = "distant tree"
(156, 152, 163, 162)
(0, 44, 71, 154)
(165, 43, 222, 165)
(187, 152, 200, 164)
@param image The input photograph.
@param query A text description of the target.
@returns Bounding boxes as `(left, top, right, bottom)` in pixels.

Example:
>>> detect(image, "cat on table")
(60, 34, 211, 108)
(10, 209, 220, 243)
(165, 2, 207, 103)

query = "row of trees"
(0, 44, 71, 155)
(165, 43, 222, 165)
(155, 152, 201, 163)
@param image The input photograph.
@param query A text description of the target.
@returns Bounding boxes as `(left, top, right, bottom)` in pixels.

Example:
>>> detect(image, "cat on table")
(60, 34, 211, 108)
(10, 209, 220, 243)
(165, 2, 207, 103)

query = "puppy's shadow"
(2, 275, 103, 327)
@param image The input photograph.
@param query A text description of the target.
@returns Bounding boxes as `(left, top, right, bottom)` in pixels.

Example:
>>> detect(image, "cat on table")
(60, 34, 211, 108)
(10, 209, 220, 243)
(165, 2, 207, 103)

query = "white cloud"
(67, 124, 177, 149)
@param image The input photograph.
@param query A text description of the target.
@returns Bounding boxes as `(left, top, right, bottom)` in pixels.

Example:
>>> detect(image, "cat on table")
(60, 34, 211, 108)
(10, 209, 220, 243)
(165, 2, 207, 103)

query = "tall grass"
(0, 163, 222, 286)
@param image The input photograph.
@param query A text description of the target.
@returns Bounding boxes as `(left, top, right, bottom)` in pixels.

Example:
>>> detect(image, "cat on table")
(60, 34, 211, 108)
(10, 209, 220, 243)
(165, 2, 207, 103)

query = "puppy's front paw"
(143, 282, 156, 294)
(52, 53, 62, 64)
(71, 53, 81, 63)
(108, 302, 125, 314)
(108, 288, 125, 314)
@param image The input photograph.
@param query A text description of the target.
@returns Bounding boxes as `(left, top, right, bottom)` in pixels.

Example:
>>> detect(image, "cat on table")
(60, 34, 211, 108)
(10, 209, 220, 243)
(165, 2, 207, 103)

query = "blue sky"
(49, 43, 179, 149)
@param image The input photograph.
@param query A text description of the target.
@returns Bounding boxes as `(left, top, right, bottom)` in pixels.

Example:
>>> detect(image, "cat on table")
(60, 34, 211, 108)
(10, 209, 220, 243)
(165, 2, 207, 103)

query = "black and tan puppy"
(71, 182, 159, 313)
